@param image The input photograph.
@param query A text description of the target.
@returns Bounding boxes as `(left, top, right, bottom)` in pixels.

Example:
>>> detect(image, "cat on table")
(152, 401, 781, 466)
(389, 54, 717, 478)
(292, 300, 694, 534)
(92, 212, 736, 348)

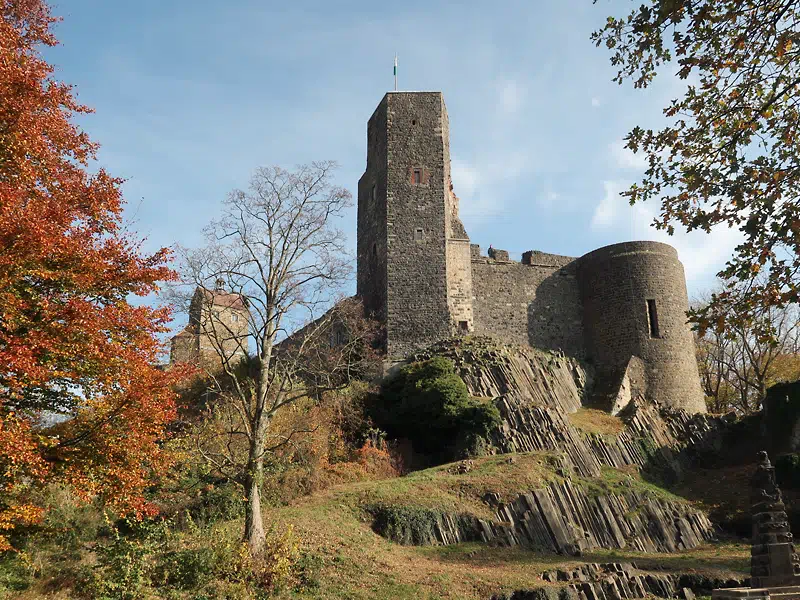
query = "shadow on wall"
(526, 265, 586, 359)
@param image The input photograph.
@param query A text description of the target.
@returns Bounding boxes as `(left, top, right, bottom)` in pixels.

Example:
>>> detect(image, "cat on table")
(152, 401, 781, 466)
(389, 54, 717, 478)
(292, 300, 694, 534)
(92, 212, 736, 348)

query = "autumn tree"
(0, 0, 182, 550)
(694, 280, 800, 414)
(176, 162, 375, 555)
(593, 0, 800, 338)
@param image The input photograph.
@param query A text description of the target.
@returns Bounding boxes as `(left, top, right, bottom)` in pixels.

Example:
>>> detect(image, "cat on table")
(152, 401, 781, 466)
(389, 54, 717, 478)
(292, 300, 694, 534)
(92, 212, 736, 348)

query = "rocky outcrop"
(489, 562, 747, 600)
(411, 338, 589, 415)
(416, 338, 726, 481)
(486, 479, 714, 554)
(395, 338, 726, 555)
(371, 478, 714, 554)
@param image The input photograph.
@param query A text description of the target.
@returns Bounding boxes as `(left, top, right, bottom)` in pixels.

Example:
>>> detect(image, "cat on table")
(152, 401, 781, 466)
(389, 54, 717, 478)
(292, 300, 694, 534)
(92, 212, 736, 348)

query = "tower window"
(371, 184, 376, 202)
(646, 299, 660, 338)
(231, 313, 239, 323)
(412, 169, 422, 185)
(414, 227, 424, 242)
(459, 320, 469, 332)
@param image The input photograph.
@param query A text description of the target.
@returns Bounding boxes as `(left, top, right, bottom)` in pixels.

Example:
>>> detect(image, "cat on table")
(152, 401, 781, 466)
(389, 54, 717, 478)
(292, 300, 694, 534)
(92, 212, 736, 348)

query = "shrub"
(368, 504, 480, 545)
(153, 547, 216, 590)
(369, 356, 501, 462)
(776, 453, 800, 489)
(83, 517, 169, 600)
(215, 524, 301, 594)
(187, 482, 246, 525)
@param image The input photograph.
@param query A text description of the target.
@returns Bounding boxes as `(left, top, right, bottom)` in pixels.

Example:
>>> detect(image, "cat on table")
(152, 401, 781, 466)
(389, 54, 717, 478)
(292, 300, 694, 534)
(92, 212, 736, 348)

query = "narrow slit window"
(371, 184, 377, 202)
(646, 299, 660, 338)
(412, 168, 422, 185)
(414, 227, 424, 241)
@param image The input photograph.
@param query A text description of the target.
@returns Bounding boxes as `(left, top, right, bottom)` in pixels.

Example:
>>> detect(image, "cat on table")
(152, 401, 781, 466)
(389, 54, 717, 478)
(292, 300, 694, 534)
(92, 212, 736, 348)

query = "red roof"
(198, 287, 247, 311)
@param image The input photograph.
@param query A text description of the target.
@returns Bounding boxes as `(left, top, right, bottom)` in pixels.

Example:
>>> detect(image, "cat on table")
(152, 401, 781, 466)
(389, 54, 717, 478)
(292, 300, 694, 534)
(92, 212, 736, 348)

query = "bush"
(776, 453, 800, 489)
(216, 525, 301, 594)
(368, 504, 479, 545)
(153, 547, 216, 590)
(368, 356, 501, 462)
(85, 517, 169, 600)
(187, 482, 245, 526)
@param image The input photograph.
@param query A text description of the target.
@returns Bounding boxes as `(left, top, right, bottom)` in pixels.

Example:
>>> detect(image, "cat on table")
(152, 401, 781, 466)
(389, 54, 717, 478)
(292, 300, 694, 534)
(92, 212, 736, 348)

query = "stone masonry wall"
(446, 238, 473, 333)
(471, 248, 586, 357)
(356, 97, 389, 320)
(577, 241, 706, 414)
(383, 92, 452, 358)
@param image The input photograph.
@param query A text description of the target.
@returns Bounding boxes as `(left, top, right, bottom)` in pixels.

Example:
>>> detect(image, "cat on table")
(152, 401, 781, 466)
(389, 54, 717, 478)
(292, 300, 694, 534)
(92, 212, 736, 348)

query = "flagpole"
(394, 55, 398, 91)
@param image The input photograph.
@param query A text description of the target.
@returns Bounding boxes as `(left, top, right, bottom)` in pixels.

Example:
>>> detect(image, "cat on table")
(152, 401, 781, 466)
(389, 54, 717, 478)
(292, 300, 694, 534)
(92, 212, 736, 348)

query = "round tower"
(577, 241, 705, 414)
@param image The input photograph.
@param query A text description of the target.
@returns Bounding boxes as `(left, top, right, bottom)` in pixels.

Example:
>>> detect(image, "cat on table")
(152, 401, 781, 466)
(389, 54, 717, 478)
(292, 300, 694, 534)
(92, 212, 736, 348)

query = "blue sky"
(45, 0, 741, 330)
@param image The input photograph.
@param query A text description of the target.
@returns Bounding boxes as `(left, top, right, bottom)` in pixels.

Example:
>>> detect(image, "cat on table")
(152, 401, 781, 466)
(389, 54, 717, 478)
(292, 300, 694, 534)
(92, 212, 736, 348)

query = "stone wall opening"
(647, 298, 660, 339)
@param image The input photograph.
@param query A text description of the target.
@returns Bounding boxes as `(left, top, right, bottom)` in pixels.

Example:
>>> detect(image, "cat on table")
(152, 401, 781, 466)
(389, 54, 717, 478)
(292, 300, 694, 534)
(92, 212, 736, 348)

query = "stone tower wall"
(170, 331, 198, 365)
(356, 97, 389, 321)
(446, 238, 473, 333)
(576, 241, 706, 413)
(169, 288, 249, 371)
(471, 248, 586, 357)
(358, 92, 455, 358)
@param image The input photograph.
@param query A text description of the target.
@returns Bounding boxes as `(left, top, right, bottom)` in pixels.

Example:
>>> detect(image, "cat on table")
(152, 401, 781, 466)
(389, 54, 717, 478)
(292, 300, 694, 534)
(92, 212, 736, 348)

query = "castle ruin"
(170, 280, 249, 371)
(356, 91, 706, 414)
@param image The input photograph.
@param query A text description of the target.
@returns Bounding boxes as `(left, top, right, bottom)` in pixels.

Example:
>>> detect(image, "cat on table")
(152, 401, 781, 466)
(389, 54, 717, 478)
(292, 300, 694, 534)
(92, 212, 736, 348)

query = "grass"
(575, 465, 690, 504)
(255, 455, 748, 599)
(333, 452, 560, 521)
(1, 454, 752, 600)
(568, 408, 625, 437)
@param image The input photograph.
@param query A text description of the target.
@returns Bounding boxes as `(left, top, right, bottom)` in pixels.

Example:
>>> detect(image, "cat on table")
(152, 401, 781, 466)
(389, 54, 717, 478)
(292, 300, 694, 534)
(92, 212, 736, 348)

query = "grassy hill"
(1, 452, 749, 600)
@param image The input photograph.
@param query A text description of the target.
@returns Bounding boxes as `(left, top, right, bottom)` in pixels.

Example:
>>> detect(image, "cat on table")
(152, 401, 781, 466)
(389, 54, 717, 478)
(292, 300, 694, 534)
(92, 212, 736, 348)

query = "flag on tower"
(394, 55, 398, 91)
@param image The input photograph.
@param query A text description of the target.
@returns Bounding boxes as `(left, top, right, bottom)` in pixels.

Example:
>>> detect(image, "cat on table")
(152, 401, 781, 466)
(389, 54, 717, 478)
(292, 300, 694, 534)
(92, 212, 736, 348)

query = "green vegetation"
(368, 356, 501, 462)
(775, 454, 800, 489)
(0, 448, 751, 599)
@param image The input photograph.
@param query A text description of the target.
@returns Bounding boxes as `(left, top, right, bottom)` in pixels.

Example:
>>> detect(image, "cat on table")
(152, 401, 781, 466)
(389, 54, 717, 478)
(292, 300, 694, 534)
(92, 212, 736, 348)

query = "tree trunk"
(243, 462, 266, 555)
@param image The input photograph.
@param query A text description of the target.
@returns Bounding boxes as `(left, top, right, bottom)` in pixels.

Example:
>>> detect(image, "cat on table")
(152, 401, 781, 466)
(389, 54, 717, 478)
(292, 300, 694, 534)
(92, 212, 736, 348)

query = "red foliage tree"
(0, 0, 183, 550)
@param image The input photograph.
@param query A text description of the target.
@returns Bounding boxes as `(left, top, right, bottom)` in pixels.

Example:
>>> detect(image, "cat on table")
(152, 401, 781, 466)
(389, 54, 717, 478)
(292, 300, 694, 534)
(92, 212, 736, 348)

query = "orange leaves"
(0, 0, 187, 549)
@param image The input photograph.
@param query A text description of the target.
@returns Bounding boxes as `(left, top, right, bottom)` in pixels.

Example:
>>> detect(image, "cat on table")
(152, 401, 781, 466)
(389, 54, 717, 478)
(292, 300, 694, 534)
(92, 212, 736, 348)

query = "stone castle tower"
(357, 91, 707, 414)
(170, 280, 249, 370)
(357, 92, 473, 358)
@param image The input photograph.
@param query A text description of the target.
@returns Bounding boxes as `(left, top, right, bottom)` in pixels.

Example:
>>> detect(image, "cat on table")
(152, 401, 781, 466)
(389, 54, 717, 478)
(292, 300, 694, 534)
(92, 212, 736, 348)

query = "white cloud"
(591, 180, 622, 229)
(610, 139, 649, 170)
(452, 154, 530, 219)
(591, 180, 743, 288)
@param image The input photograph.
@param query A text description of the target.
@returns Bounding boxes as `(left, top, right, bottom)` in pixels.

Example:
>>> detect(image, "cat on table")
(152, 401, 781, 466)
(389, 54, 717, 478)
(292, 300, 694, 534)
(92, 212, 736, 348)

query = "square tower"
(169, 282, 249, 371)
(357, 92, 472, 359)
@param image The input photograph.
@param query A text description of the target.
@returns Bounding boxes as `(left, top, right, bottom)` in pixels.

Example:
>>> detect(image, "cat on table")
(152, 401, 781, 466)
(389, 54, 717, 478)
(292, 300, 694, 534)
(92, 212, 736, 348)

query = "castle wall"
(171, 287, 249, 371)
(356, 98, 389, 320)
(576, 241, 706, 413)
(170, 331, 198, 365)
(471, 248, 586, 357)
(446, 238, 473, 332)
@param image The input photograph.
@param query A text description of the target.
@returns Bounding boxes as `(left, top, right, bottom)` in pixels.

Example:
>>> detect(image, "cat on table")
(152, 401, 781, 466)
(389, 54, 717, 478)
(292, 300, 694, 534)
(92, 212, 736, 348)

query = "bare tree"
(175, 161, 373, 555)
(694, 278, 800, 415)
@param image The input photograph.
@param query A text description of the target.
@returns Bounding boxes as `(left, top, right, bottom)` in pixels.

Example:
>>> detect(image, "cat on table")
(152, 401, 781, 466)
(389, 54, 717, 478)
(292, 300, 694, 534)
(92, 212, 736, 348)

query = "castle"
(170, 280, 249, 371)
(356, 91, 706, 414)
